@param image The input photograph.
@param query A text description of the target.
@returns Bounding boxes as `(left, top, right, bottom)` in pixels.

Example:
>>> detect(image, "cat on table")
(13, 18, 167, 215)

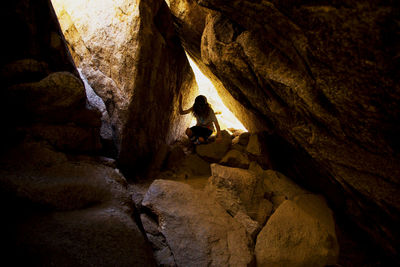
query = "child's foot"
(193, 139, 201, 145)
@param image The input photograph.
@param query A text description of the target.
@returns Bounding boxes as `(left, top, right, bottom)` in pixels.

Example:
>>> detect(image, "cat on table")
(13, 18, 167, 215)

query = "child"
(179, 94, 222, 144)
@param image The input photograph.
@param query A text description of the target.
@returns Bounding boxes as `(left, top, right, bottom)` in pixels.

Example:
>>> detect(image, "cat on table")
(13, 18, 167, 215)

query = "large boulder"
(142, 179, 254, 266)
(0, 141, 155, 266)
(15, 205, 155, 267)
(255, 194, 339, 267)
(52, 0, 198, 175)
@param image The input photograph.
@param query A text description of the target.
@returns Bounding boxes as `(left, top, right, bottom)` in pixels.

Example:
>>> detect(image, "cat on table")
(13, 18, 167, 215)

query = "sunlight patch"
(187, 56, 247, 132)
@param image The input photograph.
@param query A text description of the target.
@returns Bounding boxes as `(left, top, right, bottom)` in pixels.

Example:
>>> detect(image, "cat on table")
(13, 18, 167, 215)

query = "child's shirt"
(194, 107, 217, 131)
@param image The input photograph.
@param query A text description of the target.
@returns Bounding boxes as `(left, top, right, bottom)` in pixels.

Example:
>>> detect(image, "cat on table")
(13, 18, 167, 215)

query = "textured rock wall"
(52, 0, 198, 175)
(1, 0, 101, 153)
(167, 0, 400, 259)
(118, 0, 197, 175)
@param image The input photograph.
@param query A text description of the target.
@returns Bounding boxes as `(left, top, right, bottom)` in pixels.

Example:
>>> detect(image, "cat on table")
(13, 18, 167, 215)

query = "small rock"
(196, 130, 232, 162)
(239, 132, 251, 146)
(232, 135, 240, 145)
(219, 149, 250, 169)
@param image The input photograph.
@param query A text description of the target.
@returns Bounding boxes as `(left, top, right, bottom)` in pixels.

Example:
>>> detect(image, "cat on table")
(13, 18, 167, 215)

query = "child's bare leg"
(198, 137, 205, 143)
(185, 128, 193, 137)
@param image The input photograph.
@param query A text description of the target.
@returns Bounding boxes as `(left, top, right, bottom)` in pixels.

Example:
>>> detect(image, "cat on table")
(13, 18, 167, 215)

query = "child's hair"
(192, 95, 211, 119)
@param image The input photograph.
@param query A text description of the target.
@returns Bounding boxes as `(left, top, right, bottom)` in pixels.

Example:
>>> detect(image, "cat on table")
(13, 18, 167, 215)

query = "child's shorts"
(190, 126, 213, 140)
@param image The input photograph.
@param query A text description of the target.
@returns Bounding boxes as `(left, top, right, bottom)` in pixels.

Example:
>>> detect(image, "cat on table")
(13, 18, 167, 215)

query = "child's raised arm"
(179, 93, 192, 115)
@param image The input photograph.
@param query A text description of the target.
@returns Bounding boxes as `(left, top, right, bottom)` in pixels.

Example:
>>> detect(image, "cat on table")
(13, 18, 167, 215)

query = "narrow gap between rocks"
(186, 55, 247, 133)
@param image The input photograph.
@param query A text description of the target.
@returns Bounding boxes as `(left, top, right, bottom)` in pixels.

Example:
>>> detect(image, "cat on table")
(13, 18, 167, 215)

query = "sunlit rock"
(52, 0, 198, 174)
(142, 179, 254, 266)
(206, 164, 269, 224)
(255, 195, 339, 267)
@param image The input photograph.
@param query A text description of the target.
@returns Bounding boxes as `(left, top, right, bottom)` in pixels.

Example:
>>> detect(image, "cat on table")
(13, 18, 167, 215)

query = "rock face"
(0, 141, 155, 266)
(167, 0, 400, 258)
(255, 195, 339, 267)
(142, 179, 254, 267)
(1, 0, 101, 153)
(52, 0, 198, 175)
(205, 163, 339, 265)
(206, 164, 271, 225)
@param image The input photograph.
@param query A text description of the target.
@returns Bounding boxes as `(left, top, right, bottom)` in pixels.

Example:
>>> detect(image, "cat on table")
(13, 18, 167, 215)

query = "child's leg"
(197, 127, 213, 143)
(185, 128, 193, 137)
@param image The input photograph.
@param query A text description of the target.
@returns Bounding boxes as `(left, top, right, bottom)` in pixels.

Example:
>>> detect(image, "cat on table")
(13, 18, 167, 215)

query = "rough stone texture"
(219, 149, 250, 169)
(2, 0, 78, 77)
(196, 130, 232, 162)
(52, 0, 198, 175)
(166, 0, 267, 133)
(142, 179, 254, 267)
(179, 154, 211, 176)
(234, 211, 261, 241)
(1, 0, 101, 155)
(0, 141, 155, 266)
(166, 145, 187, 170)
(206, 164, 270, 225)
(246, 134, 262, 156)
(238, 132, 251, 146)
(15, 205, 154, 267)
(255, 195, 339, 267)
(169, 0, 400, 258)
(141, 213, 176, 266)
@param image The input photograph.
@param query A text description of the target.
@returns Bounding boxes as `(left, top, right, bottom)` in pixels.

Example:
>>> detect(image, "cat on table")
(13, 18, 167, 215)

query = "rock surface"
(167, 0, 400, 258)
(255, 194, 339, 267)
(219, 149, 250, 169)
(52, 0, 198, 175)
(206, 164, 270, 225)
(196, 130, 232, 162)
(1, 0, 101, 153)
(0, 141, 155, 266)
(142, 179, 254, 267)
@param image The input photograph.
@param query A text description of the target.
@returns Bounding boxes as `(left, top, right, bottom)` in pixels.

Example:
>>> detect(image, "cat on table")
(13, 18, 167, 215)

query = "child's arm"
(179, 93, 192, 115)
(213, 113, 222, 142)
